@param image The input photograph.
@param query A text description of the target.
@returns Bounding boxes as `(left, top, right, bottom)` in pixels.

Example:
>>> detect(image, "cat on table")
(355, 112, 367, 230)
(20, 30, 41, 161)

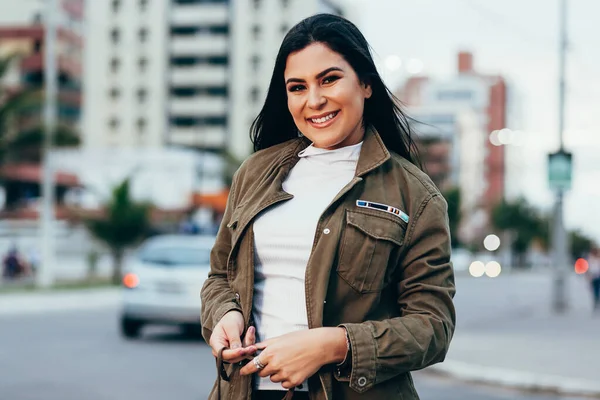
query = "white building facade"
(83, 0, 348, 158)
(228, 0, 347, 160)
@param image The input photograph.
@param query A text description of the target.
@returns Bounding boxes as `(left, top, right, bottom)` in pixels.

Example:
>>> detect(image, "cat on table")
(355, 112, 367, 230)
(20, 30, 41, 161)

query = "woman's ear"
(362, 80, 372, 99)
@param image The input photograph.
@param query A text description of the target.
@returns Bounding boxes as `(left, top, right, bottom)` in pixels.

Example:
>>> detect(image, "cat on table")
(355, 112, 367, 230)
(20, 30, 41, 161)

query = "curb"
(0, 288, 121, 316)
(428, 360, 600, 398)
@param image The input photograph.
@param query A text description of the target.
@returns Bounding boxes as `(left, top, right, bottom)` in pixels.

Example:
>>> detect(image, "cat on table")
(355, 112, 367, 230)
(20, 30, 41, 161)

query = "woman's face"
(284, 42, 372, 150)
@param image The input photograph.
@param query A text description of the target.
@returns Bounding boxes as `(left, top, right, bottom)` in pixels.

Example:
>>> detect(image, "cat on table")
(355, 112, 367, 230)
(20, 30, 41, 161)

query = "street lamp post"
(551, 0, 569, 313)
(38, 0, 58, 288)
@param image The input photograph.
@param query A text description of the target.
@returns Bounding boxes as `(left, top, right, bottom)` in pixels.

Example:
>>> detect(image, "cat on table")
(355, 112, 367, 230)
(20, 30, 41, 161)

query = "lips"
(307, 110, 340, 126)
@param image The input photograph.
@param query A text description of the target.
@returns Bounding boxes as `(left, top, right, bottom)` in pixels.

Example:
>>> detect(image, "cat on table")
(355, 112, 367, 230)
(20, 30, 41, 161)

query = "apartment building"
(83, 0, 347, 158)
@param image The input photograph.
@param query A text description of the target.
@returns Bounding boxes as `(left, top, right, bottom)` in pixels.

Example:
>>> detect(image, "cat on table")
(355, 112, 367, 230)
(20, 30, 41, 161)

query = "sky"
(349, 0, 600, 241)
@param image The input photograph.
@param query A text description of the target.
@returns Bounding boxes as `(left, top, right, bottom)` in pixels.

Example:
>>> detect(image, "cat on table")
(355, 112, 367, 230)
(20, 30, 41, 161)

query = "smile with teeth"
(309, 111, 339, 124)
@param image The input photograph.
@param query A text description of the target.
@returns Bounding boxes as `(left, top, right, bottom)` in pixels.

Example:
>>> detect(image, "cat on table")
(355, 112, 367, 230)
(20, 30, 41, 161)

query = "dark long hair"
(250, 13, 421, 167)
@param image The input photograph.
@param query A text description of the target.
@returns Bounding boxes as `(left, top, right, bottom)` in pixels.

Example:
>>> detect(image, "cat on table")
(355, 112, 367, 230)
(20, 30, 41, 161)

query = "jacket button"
(323, 228, 331, 234)
(357, 377, 367, 387)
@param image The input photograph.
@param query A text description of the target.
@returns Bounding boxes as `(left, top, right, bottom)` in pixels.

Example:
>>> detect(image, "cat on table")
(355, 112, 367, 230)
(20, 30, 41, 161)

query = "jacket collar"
(280, 126, 390, 177)
(355, 126, 391, 177)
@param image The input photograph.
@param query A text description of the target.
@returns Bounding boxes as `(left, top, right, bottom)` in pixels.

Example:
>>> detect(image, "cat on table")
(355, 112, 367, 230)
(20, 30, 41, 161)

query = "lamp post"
(550, 0, 571, 313)
(38, 0, 58, 288)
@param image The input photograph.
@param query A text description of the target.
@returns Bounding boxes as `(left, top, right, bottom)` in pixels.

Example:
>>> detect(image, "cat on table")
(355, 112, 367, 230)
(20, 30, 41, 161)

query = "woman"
(201, 13, 456, 400)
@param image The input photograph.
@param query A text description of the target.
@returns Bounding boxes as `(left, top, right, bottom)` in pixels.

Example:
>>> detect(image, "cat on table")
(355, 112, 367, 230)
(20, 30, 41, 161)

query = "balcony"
(170, 66, 227, 86)
(169, 126, 226, 148)
(171, 5, 228, 26)
(170, 96, 227, 116)
(171, 35, 228, 56)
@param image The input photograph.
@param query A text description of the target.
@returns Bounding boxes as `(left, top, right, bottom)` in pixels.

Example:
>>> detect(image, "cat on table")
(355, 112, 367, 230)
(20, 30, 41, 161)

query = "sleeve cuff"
(335, 323, 376, 393)
(212, 301, 243, 329)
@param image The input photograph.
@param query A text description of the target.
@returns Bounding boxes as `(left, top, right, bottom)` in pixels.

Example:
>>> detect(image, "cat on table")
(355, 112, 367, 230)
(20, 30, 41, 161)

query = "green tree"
(492, 198, 547, 267)
(569, 230, 595, 261)
(0, 55, 33, 158)
(442, 187, 461, 248)
(0, 54, 80, 164)
(85, 179, 151, 284)
(1, 123, 80, 163)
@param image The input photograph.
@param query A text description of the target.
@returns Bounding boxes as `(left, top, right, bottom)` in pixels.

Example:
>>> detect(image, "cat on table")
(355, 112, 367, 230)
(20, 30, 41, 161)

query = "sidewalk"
(0, 287, 120, 316)
(427, 271, 600, 398)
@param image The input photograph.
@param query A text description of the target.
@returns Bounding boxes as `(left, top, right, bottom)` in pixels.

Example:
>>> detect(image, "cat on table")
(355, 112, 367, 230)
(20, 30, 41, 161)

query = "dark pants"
(253, 391, 309, 400)
(592, 278, 600, 310)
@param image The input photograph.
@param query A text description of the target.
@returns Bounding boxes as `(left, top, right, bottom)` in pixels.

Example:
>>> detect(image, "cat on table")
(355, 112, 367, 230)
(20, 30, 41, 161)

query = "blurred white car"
(119, 234, 214, 339)
(451, 248, 473, 272)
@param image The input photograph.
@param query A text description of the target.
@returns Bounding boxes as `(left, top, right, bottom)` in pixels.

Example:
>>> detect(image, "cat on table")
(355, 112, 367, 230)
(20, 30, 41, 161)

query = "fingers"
(240, 352, 268, 376)
(243, 326, 256, 348)
(223, 324, 242, 350)
(221, 347, 253, 363)
(254, 340, 268, 350)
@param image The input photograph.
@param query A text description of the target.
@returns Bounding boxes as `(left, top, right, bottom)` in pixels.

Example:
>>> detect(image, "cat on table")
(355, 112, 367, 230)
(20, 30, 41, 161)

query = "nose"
(307, 86, 326, 110)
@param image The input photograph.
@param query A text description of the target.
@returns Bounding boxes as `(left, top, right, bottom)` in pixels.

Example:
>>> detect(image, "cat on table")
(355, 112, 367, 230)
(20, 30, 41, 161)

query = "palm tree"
(85, 178, 151, 284)
(1, 123, 80, 163)
(0, 54, 81, 164)
(0, 54, 34, 160)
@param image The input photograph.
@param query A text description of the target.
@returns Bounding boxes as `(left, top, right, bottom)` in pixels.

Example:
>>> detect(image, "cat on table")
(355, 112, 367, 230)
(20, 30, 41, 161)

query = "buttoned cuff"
(335, 323, 376, 393)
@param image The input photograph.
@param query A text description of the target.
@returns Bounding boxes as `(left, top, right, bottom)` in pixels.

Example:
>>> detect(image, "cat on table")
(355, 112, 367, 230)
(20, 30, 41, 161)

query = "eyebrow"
(285, 67, 344, 85)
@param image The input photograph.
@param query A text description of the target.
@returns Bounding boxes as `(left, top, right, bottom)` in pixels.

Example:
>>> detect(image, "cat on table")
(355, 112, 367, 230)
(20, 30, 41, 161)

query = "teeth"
(310, 112, 337, 124)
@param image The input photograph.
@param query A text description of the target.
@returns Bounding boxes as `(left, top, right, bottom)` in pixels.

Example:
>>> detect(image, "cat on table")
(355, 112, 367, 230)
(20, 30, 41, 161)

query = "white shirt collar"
(298, 141, 363, 162)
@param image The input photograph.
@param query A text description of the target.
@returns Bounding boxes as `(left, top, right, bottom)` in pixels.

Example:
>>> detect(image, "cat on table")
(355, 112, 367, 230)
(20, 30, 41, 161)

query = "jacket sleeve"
(336, 193, 456, 393)
(200, 169, 244, 343)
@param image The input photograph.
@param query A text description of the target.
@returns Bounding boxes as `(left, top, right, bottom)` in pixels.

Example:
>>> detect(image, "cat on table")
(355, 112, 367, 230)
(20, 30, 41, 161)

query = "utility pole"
(38, 0, 58, 288)
(551, 0, 569, 313)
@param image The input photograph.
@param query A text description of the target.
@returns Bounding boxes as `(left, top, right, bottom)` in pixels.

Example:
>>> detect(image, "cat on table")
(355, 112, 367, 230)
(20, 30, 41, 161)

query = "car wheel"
(181, 323, 202, 338)
(120, 316, 144, 339)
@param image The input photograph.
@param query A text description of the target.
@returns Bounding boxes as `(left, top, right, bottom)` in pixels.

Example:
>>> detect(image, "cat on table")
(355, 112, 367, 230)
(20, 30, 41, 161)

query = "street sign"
(548, 150, 572, 191)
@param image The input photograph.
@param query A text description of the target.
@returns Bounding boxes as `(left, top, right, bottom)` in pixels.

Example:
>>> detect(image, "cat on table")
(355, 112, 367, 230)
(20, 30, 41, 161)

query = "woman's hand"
(209, 310, 257, 364)
(239, 327, 347, 389)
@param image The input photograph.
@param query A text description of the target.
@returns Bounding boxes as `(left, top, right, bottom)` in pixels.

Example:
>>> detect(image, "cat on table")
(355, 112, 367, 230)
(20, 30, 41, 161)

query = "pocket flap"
(346, 210, 406, 246)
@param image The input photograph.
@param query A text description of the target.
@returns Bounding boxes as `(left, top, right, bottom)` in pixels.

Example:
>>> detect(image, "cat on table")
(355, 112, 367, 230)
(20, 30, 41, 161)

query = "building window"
(251, 55, 261, 72)
(139, 27, 149, 43)
(137, 118, 147, 134)
(112, 0, 121, 13)
(138, 57, 148, 72)
(250, 87, 260, 103)
(252, 24, 261, 41)
(109, 87, 120, 100)
(109, 118, 120, 130)
(110, 28, 120, 45)
(139, 0, 149, 11)
(137, 88, 148, 103)
(110, 57, 120, 73)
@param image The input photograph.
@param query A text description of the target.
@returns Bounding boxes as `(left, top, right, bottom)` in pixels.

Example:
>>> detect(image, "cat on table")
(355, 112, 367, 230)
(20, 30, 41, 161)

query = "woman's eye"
(322, 76, 340, 84)
(288, 85, 305, 92)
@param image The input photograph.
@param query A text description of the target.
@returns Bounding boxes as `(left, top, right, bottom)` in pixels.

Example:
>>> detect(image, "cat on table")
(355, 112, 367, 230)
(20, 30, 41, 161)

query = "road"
(0, 306, 582, 400)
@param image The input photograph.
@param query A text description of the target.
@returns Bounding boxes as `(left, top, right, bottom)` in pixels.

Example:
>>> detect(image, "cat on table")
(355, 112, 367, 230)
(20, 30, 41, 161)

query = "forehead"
(284, 42, 350, 78)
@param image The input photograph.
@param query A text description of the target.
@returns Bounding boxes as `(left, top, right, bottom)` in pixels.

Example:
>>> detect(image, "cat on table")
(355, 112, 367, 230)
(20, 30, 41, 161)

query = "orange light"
(574, 258, 589, 275)
(123, 273, 139, 288)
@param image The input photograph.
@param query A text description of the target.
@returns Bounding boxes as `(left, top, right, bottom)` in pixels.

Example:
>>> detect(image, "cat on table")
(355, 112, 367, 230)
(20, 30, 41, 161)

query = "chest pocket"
(337, 209, 406, 293)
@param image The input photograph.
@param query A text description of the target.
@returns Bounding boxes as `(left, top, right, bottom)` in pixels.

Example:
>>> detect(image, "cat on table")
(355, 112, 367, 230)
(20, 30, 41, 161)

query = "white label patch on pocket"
(356, 200, 409, 223)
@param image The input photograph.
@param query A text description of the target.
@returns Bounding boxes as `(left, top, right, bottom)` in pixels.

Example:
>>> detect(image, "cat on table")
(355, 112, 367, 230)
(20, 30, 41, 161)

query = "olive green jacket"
(201, 128, 456, 399)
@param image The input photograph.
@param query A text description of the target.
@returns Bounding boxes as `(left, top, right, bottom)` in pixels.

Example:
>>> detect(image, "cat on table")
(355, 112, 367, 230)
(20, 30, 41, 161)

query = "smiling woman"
(284, 45, 371, 150)
(200, 13, 456, 400)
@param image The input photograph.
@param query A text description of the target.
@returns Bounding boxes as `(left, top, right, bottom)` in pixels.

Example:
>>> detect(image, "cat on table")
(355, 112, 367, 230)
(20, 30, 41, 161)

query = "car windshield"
(138, 245, 210, 267)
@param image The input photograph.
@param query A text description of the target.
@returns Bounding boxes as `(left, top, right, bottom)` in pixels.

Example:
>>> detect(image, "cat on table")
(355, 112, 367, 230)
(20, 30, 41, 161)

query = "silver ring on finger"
(253, 356, 266, 370)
